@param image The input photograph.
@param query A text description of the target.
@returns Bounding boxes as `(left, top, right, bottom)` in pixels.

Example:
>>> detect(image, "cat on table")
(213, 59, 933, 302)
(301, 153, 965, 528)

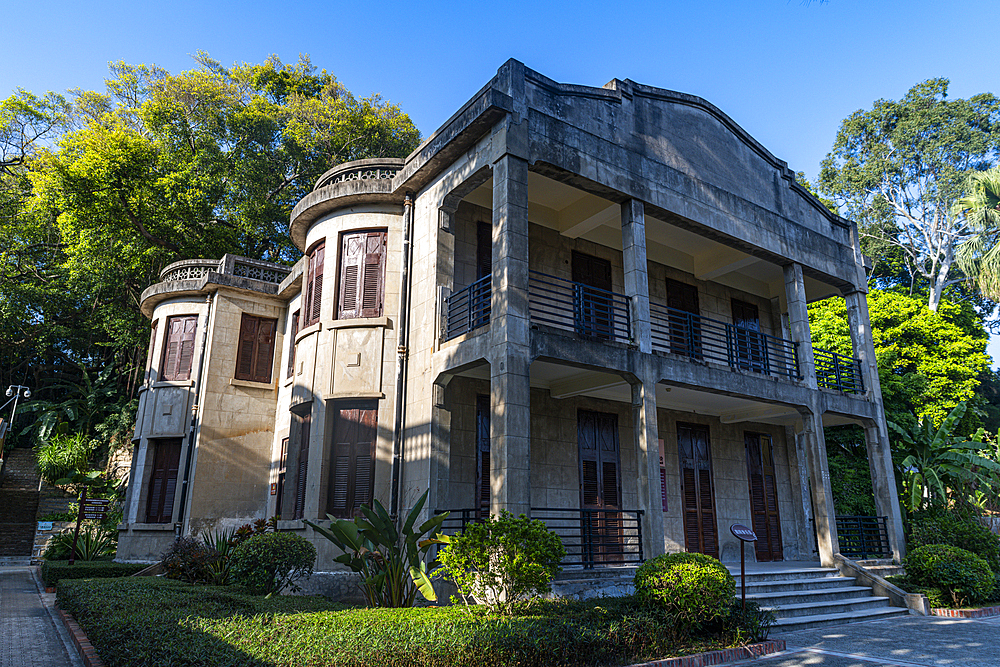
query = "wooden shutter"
(236, 315, 258, 381)
(276, 436, 288, 519)
(678, 423, 718, 557)
(659, 438, 668, 512)
(328, 403, 377, 518)
(361, 232, 386, 317)
(338, 233, 364, 319)
(292, 412, 310, 520)
(476, 395, 491, 519)
(304, 241, 324, 326)
(746, 432, 783, 561)
(287, 311, 299, 379)
(145, 439, 181, 523)
(235, 314, 276, 383)
(162, 315, 197, 381)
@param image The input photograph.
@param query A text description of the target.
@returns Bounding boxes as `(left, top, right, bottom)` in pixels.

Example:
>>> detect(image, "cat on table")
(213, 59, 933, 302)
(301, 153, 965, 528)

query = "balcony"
(528, 271, 632, 344)
(443, 275, 491, 340)
(814, 347, 864, 394)
(159, 255, 290, 286)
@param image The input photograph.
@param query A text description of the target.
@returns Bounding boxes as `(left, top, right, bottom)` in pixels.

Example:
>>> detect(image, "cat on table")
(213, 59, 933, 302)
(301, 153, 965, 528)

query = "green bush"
(35, 432, 94, 485)
(43, 525, 116, 561)
(40, 561, 147, 587)
(162, 537, 221, 584)
(437, 512, 566, 615)
(57, 578, 729, 667)
(908, 506, 1000, 571)
(724, 600, 775, 643)
(905, 543, 994, 607)
(633, 552, 736, 637)
(229, 531, 315, 595)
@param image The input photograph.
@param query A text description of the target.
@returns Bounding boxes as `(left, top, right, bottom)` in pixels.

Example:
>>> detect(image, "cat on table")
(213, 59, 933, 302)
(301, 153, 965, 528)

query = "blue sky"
(5, 0, 1000, 362)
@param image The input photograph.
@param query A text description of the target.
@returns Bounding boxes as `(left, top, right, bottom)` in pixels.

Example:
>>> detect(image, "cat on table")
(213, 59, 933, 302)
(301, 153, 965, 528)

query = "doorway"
(745, 432, 783, 561)
(678, 422, 718, 557)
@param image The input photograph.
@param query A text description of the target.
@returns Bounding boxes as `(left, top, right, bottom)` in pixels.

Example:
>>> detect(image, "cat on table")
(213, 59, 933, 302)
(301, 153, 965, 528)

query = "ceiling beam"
(549, 371, 628, 399)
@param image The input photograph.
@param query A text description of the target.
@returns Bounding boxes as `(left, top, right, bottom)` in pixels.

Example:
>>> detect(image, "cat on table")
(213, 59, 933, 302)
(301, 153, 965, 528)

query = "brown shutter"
(177, 316, 197, 380)
(746, 433, 783, 561)
(304, 241, 325, 327)
(162, 318, 181, 380)
(293, 412, 310, 520)
(235, 314, 258, 381)
(145, 439, 181, 523)
(286, 311, 299, 379)
(338, 233, 364, 319)
(678, 423, 718, 557)
(253, 318, 276, 383)
(360, 232, 386, 318)
(476, 395, 491, 519)
(276, 436, 288, 519)
(162, 316, 197, 381)
(328, 403, 377, 518)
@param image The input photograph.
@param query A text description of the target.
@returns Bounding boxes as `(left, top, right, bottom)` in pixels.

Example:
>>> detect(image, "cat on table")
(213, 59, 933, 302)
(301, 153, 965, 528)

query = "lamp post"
(2, 385, 31, 443)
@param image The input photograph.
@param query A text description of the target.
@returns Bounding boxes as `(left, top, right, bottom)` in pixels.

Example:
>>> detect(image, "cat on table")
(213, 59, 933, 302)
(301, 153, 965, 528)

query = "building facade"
(118, 61, 904, 576)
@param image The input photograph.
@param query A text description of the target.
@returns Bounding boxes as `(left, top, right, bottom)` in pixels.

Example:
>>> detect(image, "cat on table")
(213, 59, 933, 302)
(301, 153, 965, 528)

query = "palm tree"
(955, 168, 1000, 300)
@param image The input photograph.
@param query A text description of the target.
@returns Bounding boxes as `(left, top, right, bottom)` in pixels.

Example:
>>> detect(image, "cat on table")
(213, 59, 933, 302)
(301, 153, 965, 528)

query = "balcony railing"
(649, 304, 798, 380)
(814, 347, 864, 394)
(159, 255, 290, 286)
(436, 507, 644, 569)
(528, 271, 631, 343)
(836, 515, 891, 559)
(443, 275, 491, 341)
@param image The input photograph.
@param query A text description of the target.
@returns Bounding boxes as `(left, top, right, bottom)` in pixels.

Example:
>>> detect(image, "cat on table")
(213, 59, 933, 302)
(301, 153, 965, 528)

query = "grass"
(58, 578, 737, 667)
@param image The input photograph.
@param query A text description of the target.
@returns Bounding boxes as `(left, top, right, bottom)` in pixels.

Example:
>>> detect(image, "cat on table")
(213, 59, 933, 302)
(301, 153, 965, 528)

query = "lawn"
(57, 577, 735, 667)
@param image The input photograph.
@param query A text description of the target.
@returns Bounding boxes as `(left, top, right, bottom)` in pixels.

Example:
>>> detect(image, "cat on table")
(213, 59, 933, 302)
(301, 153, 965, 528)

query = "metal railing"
(435, 507, 644, 569)
(814, 347, 864, 394)
(528, 271, 631, 343)
(443, 276, 491, 340)
(649, 304, 798, 380)
(836, 515, 891, 559)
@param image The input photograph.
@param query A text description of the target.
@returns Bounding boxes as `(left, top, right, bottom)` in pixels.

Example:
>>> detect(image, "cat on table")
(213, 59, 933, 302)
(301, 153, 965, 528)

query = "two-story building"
(117, 61, 904, 582)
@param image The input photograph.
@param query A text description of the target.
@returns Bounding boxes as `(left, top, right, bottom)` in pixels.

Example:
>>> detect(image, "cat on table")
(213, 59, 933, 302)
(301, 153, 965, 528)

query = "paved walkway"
(0, 566, 82, 667)
(737, 614, 1000, 666)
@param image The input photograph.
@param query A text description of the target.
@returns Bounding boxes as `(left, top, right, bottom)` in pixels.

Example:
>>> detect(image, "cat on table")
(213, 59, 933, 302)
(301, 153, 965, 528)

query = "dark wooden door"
(572, 251, 614, 339)
(275, 436, 288, 519)
(328, 403, 377, 518)
(145, 439, 181, 524)
(292, 411, 311, 520)
(745, 432, 783, 561)
(578, 410, 623, 562)
(667, 279, 702, 359)
(732, 299, 765, 373)
(476, 394, 491, 520)
(678, 423, 718, 557)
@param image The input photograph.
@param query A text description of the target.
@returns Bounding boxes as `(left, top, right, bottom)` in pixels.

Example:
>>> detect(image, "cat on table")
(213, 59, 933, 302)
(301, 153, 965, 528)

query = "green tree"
(809, 290, 989, 426)
(955, 167, 1000, 300)
(819, 79, 1000, 311)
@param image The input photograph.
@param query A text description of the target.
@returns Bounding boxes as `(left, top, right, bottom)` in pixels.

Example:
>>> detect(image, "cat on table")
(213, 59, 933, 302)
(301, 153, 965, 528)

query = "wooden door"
(745, 432, 783, 561)
(677, 423, 718, 557)
(578, 410, 623, 562)
(475, 394, 491, 520)
(732, 299, 765, 373)
(667, 279, 701, 359)
(292, 411, 311, 520)
(572, 251, 614, 339)
(145, 439, 181, 524)
(328, 403, 377, 518)
(275, 436, 288, 519)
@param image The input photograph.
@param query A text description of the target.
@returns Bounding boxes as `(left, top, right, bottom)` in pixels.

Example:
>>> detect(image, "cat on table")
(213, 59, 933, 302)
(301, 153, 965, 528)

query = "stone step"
(554, 566, 636, 581)
(774, 605, 910, 632)
(746, 585, 875, 606)
(761, 595, 892, 619)
(731, 567, 841, 583)
(0, 556, 31, 567)
(740, 575, 857, 593)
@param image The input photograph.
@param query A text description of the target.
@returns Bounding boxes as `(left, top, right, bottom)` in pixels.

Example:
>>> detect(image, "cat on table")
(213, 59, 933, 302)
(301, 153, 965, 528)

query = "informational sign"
(37, 521, 53, 531)
(730, 523, 757, 542)
(80, 498, 111, 521)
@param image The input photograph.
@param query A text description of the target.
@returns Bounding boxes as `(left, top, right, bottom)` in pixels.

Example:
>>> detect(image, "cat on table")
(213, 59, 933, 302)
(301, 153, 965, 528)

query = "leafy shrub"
(199, 528, 237, 585)
(162, 537, 221, 584)
(905, 543, 994, 607)
(43, 525, 116, 561)
(633, 552, 736, 637)
(304, 490, 446, 607)
(35, 432, 96, 485)
(437, 511, 566, 615)
(230, 531, 315, 595)
(40, 561, 147, 587)
(908, 506, 1000, 571)
(57, 578, 727, 667)
(724, 600, 775, 643)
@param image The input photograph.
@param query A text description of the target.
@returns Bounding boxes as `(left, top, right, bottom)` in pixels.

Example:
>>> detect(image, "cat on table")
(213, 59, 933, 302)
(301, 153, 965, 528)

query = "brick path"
(0, 566, 81, 667)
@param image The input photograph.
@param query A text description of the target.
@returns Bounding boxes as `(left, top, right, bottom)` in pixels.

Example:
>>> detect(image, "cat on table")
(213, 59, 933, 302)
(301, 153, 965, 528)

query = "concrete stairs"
(0, 448, 41, 559)
(550, 566, 637, 599)
(736, 565, 909, 632)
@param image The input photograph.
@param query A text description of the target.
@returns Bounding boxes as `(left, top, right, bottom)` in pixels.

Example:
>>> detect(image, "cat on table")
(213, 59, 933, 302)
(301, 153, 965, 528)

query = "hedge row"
(57, 578, 728, 667)
(41, 561, 149, 586)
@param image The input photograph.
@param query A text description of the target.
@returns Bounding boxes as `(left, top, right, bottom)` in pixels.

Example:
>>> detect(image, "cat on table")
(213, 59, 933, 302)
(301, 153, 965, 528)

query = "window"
(235, 314, 277, 384)
(337, 230, 387, 319)
(275, 437, 288, 519)
(303, 240, 325, 327)
(161, 315, 198, 381)
(286, 310, 299, 379)
(291, 410, 311, 520)
(145, 439, 181, 523)
(327, 402, 377, 518)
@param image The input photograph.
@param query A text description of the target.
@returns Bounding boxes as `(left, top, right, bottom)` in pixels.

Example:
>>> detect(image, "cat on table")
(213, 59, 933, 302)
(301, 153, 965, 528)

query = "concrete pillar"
(489, 153, 531, 517)
(797, 409, 839, 566)
(621, 199, 652, 354)
(630, 366, 665, 559)
(783, 263, 817, 389)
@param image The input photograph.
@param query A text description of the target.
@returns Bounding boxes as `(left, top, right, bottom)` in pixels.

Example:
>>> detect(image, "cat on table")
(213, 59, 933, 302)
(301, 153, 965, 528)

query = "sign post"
(69, 492, 111, 565)
(730, 523, 758, 612)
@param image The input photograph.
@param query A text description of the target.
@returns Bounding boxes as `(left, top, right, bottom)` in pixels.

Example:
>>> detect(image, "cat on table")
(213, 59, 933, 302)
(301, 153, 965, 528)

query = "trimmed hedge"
(40, 560, 148, 587)
(908, 507, 1000, 571)
(633, 552, 736, 637)
(57, 578, 731, 667)
(905, 544, 994, 607)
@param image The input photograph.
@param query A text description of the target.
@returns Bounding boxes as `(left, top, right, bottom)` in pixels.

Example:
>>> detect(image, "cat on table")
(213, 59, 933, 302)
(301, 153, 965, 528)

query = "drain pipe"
(390, 193, 414, 519)
(175, 291, 214, 537)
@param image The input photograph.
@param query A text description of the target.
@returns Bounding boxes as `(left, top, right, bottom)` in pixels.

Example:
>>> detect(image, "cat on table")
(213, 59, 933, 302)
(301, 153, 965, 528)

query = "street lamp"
(2, 385, 31, 441)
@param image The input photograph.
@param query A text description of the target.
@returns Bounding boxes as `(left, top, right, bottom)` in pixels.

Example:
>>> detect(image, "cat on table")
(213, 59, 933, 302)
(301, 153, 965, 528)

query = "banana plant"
(889, 402, 1000, 511)
(303, 490, 448, 607)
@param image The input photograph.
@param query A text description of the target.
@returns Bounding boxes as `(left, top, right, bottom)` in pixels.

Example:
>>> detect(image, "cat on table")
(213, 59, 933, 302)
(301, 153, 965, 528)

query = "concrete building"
(117, 61, 904, 578)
